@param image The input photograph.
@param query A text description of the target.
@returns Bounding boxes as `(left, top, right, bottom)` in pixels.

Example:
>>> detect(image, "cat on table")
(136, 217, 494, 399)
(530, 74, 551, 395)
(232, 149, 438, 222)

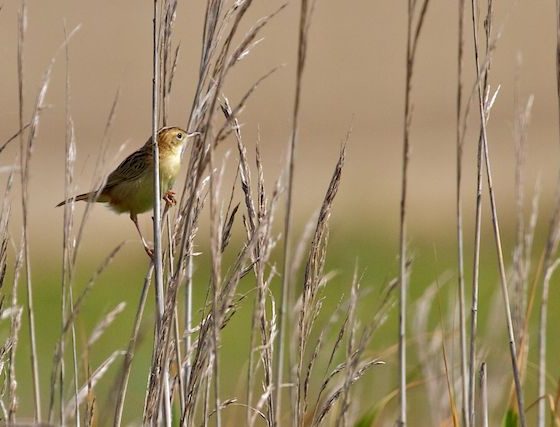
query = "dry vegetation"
(1, 0, 560, 426)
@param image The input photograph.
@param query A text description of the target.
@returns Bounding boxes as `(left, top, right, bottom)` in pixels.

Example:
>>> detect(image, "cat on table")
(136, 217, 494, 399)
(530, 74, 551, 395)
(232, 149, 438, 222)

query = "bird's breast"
(159, 150, 182, 186)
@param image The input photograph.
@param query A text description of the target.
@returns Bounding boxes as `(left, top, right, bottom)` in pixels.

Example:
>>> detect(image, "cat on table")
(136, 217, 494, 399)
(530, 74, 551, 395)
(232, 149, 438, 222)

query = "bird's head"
(157, 126, 189, 151)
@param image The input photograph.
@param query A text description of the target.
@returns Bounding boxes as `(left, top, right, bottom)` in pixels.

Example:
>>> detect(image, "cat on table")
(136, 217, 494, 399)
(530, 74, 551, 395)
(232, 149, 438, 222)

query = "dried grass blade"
(296, 144, 346, 425)
(113, 265, 154, 426)
(64, 351, 125, 419)
(314, 360, 384, 426)
(87, 302, 127, 347)
(276, 0, 316, 420)
(469, 1, 526, 425)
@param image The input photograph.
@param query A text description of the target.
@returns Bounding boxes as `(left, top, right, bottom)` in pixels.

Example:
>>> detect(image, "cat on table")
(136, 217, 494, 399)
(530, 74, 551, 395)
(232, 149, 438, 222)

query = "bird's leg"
(130, 213, 154, 258)
(163, 190, 176, 207)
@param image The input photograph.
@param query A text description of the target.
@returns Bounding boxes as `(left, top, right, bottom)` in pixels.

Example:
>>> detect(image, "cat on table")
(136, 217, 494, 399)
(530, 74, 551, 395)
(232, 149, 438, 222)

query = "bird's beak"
(186, 131, 201, 139)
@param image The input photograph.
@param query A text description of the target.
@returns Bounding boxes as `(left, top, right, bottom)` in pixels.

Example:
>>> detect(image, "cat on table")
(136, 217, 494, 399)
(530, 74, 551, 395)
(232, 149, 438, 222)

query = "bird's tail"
(56, 192, 98, 207)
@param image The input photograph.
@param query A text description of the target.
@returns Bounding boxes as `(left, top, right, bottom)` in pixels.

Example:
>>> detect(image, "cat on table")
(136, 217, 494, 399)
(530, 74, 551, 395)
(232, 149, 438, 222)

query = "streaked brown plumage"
(57, 126, 189, 256)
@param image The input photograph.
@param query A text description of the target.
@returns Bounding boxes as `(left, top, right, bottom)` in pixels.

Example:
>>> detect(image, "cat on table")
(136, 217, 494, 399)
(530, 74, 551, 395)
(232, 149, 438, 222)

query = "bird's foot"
(143, 243, 154, 259)
(163, 190, 176, 207)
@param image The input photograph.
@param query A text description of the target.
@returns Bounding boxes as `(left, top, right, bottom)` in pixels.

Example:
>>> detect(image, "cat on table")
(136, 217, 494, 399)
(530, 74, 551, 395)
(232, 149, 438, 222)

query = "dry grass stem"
(19, 20, 80, 425)
(0, 124, 31, 156)
(455, 0, 469, 425)
(468, 3, 494, 424)
(480, 362, 488, 427)
(537, 182, 560, 427)
(113, 265, 154, 427)
(87, 302, 127, 347)
(276, 0, 316, 422)
(398, 1, 431, 424)
(220, 100, 278, 426)
(64, 350, 125, 420)
(16, 1, 41, 420)
(413, 273, 454, 424)
(7, 240, 23, 423)
(469, 1, 526, 425)
(294, 143, 346, 426)
(149, 1, 172, 424)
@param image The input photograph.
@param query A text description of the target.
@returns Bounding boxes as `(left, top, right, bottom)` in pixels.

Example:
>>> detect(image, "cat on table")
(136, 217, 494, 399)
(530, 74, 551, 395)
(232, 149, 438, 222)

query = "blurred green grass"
(6, 220, 560, 425)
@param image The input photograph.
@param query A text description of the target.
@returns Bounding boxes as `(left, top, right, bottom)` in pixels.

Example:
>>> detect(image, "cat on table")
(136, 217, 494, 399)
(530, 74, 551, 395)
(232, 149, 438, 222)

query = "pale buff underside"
(105, 146, 182, 215)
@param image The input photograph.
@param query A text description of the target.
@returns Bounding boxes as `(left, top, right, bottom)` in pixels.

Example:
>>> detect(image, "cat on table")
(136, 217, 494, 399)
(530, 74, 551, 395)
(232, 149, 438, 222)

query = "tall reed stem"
(151, 1, 171, 425)
(276, 1, 310, 423)
(480, 362, 488, 427)
(469, 1, 526, 425)
(398, 1, 430, 424)
(456, 1, 469, 425)
(17, 1, 41, 421)
(398, 4, 411, 418)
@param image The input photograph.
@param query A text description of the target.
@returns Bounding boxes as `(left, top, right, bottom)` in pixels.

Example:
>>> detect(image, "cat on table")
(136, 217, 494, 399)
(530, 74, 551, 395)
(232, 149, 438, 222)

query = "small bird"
(57, 126, 189, 256)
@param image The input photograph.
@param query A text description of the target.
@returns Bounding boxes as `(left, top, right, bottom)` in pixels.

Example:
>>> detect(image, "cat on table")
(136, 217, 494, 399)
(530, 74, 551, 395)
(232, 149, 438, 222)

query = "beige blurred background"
(0, 0, 559, 256)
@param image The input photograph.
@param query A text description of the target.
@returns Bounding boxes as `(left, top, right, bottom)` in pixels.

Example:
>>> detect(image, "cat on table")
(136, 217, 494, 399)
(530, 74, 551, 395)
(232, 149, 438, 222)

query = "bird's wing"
(104, 147, 152, 190)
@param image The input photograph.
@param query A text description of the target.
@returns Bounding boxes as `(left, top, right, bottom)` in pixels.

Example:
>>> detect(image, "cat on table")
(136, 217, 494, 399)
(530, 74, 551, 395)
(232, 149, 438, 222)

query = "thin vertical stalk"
(276, 1, 309, 423)
(397, 2, 412, 422)
(398, 1, 431, 424)
(8, 242, 23, 423)
(113, 265, 154, 426)
(167, 216, 186, 415)
(158, 1, 183, 412)
(247, 295, 257, 426)
(17, 1, 41, 421)
(60, 22, 75, 427)
(173, 307, 185, 413)
(480, 362, 488, 427)
(537, 202, 560, 427)
(68, 288, 80, 427)
(468, 3, 491, 423)
(208, 133, 222, 427)
(456, 0, 469, 425)
(468, 131, 484, 427)
(203, 372, 211, 427)
(469, 1, 526, 425)
(184, 245, 193, 395)
(151, 1, 171, 425)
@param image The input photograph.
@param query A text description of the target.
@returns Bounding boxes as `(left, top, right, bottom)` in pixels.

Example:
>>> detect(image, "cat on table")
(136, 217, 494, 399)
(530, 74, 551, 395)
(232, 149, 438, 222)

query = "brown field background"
(0, 0, 558, 253)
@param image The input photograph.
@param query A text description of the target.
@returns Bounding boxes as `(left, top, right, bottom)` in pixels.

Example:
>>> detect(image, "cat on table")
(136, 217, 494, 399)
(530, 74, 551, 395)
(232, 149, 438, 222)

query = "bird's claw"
(143, 243, 154, 259)
(163, 190, 177, 207)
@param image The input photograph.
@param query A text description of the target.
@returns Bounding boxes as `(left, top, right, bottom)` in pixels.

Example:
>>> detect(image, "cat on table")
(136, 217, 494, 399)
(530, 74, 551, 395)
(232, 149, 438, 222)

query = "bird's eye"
(176, 133, 184, 140)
